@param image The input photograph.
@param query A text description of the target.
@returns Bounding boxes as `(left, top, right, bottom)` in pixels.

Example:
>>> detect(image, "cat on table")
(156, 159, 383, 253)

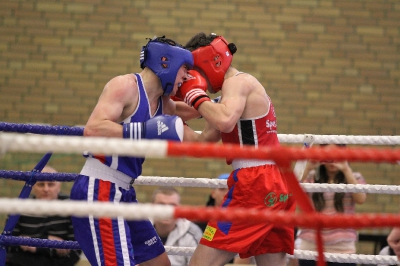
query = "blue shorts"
(70, 175, 165, 266)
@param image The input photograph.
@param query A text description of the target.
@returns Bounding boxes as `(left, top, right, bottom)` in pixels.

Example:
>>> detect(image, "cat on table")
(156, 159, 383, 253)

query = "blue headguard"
(140, 36, 194, 96)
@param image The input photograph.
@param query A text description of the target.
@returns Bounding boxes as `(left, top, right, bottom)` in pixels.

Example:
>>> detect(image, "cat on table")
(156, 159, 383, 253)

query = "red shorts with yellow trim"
(200, 164, 296, 258)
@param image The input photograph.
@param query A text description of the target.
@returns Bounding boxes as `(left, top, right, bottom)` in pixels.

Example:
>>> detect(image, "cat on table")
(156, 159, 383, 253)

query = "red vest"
(221, 96, 279, 164)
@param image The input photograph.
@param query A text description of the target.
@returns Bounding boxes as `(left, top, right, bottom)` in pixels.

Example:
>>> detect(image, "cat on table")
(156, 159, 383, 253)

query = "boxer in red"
(179, 33, 296, 266)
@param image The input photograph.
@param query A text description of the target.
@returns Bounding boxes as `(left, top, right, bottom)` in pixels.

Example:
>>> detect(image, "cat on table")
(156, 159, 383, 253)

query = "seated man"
(6, 165, 81, 266)
(152, 187, 203, 266)
(196, 173, 229, 233)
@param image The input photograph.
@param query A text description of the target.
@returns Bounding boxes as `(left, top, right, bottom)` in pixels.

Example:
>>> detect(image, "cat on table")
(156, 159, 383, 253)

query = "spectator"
(6, 165, 81, 266)
(195, 173, 240, 265)
(297, 144, 367, 266)
(387, 227, 400, 260)
(233, 257, 256, 265)
(152, 187, 203, 266)
(377, 244, 397, 266)
(196, 173, 229, 233)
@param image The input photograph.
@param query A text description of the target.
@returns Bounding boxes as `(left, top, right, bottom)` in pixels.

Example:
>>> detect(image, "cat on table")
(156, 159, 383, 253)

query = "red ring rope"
(167, 142, 400, 163)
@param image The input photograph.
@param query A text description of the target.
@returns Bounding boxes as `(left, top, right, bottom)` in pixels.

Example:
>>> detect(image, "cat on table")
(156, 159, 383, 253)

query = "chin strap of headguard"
(140, 36, 194, 96)
(192, 35, 237, 93)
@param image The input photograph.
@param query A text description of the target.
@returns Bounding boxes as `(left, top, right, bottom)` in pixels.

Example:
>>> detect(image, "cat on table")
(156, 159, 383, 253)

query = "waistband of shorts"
(81, 157, 133, 190)
(231, 159, 275, 170)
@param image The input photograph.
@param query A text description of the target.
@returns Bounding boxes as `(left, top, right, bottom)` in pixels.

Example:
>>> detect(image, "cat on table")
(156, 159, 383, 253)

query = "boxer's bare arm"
(175, 101, 201, 121)
(183, 120, 220, 143)
(197, 77, 247, 133)
(84, 74, 139, 138)
(163, 97, 200, 121)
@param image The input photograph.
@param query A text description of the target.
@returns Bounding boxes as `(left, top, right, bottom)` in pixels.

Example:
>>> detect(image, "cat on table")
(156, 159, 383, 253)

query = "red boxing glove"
(178, 70, 210, 110)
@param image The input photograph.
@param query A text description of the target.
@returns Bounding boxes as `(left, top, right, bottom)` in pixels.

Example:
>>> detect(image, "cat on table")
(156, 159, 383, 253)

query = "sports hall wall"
(0, 0, 399, 254)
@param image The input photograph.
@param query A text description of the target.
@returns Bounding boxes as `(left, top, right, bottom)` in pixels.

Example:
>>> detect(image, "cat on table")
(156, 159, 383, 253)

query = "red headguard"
(192, 36, 236, 93)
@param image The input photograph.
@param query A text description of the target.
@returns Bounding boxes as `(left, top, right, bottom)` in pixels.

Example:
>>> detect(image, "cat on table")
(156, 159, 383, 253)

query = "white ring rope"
(134, 176, 400, 194)
(135, 176, 228, 188)
(165, 246, 400, 265)
(0, 198, 174, 220)
(291, 250, 399, 265)
(1, 133, 400, 158)
(0, 133, 168, 158)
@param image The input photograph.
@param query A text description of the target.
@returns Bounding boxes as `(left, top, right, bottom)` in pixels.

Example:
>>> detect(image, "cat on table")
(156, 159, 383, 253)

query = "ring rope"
(166, 248, 400, 265)
(0, 170, 78, 182)
(0, 235, 78, 250)
(1, 122, 400, 145)
(1, 133, 400, 163)
(0, 236, 398, 265)
(1, 170, 400, 194)
(1, 235, 397, 265)
(0, 198, 399, 229)
(0, 122, 84, 136)
(290, 250, 399, 265)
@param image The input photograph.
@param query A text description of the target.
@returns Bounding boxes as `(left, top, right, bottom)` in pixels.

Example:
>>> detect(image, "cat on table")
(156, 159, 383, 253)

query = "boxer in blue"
(70, 36, 193, 266)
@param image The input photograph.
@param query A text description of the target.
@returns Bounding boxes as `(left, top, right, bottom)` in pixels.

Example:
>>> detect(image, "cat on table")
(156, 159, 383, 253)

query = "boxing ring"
(1, 122, 400, 265)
